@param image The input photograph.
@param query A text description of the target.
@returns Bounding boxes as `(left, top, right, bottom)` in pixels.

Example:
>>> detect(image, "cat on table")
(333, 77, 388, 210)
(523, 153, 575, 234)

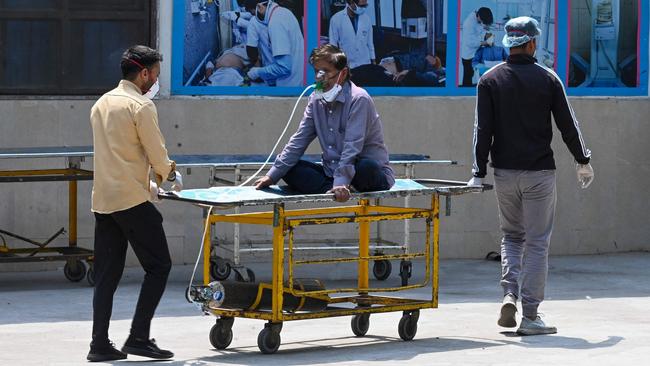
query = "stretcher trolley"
(0, 146, 95, 284)
(172, 153, 457, 284)
(161, 178, 490, 354)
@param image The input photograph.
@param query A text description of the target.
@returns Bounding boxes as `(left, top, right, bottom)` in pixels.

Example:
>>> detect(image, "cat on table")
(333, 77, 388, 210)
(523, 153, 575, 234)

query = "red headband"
(506, 29, 528, 35)
(126, 58, 145, 69)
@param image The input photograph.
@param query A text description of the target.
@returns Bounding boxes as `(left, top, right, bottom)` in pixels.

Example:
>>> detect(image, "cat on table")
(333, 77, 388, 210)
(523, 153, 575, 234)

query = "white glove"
(467, 176, 483, 187)
(149, 180, 162, 202)
(576, 163, 594, 189)
(220, 10, 238, 21)
(171, 170, 183, 192)
(247, 67, 262, 80)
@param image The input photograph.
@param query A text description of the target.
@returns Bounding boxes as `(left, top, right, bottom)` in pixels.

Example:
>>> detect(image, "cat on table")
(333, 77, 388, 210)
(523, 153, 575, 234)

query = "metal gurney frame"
(160, 179, 490, 354)
(172, 154, 457, 283)
(0, 146, 95, 284)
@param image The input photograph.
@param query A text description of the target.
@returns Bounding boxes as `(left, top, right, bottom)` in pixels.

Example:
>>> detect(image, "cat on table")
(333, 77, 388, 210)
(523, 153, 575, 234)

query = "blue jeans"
(282, 159, 391, 194)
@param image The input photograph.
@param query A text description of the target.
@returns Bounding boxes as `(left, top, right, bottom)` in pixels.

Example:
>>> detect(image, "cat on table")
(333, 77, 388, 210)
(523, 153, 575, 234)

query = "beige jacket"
(90, 80, 174, 213)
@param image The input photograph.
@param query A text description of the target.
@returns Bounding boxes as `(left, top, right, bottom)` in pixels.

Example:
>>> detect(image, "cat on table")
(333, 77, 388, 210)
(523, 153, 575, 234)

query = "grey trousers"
(493, 169, 556, 319)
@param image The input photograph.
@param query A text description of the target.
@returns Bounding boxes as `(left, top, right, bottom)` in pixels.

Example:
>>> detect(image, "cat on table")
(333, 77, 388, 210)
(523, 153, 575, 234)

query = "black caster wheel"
(185, 286, 194, 303)
(210, 257, 231, 281)
(351, 313, 370, 337)
(257, 323, 281, 354)
(399, 260, 412, 287)
(209, 317, 234, 350)
(64, 260, 86, 282)
(485, 251, 501, 261)
(86, 264, 95, 286)
(235, 268, 256, 283)
(372, 259, 392, 281)
(398, 310, 419, 341)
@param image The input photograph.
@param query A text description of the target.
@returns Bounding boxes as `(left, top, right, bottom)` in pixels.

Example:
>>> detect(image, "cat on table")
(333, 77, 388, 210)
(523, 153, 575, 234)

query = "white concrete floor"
(1, 252, 649, 365)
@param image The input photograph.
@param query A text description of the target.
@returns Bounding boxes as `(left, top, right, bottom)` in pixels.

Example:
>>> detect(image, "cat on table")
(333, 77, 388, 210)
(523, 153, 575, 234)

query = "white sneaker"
(497, 293, 518, 328)
(516, 316, 557, 335)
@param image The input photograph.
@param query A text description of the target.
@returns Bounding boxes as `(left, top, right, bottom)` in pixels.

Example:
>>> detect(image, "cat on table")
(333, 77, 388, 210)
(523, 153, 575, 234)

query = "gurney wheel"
(87, 264, 95, 287)
(209, 321, 233, 350)
(63, 260, 86, 282)
(399, 260, 412, 287)
(235, 268, 256, 283)
(210, 258, 231, 281)
(372, 260, 392, 281)
(351, 313, 370, 336)
(184, 286, 193, 303)
(257, 324, 281, 354)
(398, 310, 419, 341)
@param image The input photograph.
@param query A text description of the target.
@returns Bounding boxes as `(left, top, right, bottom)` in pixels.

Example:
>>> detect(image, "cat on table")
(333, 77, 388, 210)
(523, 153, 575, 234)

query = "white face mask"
(321, 83, 342, 103)
(486, 35, 495, 46)
(256, 1, 271, 24)
(314, 70, 343, 103)
(143, 79, 159, 99)
(348, 3, 366, 15)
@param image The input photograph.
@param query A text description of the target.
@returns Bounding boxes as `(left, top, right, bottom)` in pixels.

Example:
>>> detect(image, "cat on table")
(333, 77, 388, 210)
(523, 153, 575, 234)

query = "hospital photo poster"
(457, 0, 556, 87)
(319, 0, 448, 88)
(177, 0, 307, 91)
(568, 0, 642, 88)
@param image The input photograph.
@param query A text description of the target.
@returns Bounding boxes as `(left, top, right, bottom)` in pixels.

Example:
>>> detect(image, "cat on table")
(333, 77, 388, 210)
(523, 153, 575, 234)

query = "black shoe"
(121, 336, 174, 360)
(87, 340, 127, 362)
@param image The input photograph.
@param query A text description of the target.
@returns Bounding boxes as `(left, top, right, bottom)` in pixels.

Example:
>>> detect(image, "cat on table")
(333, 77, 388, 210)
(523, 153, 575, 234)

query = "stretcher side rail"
(0, 146, 95, 284)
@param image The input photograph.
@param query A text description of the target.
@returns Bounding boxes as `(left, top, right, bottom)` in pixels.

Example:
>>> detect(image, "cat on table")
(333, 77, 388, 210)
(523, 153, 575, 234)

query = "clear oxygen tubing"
(238, 83, 317, 187)
(187, 83, 317, 302)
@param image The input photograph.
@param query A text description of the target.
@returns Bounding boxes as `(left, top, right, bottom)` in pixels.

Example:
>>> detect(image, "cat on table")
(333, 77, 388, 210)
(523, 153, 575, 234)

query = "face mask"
(348, 3, 366, 15)
(321, 83, 342, 103)
(314, 70, 343, 103)
(143, 79, 159, 99)
(256, 1, 270, 24)
(486, 35, 495, 46)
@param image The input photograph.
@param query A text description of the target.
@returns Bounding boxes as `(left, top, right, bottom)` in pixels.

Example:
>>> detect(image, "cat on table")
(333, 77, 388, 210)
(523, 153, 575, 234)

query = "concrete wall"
(1, 96, 648, 272)
(0, 0, 648, 273)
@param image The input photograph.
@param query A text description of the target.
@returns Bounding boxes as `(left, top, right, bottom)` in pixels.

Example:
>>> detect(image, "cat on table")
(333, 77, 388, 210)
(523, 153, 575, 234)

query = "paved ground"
(1, 252, 649, 365)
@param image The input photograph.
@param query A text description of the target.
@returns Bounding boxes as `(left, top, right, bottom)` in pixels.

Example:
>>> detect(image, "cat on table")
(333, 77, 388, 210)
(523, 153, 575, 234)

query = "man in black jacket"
(467, 16, 594, 336)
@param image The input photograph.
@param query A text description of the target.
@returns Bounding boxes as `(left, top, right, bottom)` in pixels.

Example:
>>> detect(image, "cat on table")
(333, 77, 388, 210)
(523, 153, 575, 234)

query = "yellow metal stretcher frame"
(200, 195, 440, 322)
(0, 162, 95, 283)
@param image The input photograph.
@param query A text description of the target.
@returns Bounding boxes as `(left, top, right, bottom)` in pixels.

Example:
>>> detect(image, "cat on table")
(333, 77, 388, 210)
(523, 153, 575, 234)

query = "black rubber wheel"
(372, 259, 392, 281)
(351, 313, 370, 337)
(485, 251, 501, 261)
(210, 258, 231, 281)
(64, 260, 86, 282)
(399, 260, 412, 287)
(235, 268, 256, 283)
(398, 314, 418, 341)
(257, 326, 281, 354)
(209, 322, 233, 350)
(86, 264, 95, 287)
(185, 286, 193, 303)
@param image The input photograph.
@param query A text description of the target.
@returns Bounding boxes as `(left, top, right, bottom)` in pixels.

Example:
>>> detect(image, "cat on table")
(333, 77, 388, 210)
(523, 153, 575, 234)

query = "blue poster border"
(170, 0, 649, 97)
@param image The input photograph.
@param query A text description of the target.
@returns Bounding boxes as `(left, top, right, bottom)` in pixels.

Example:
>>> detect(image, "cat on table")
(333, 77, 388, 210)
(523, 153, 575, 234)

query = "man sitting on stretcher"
(255, 44, 395, 202)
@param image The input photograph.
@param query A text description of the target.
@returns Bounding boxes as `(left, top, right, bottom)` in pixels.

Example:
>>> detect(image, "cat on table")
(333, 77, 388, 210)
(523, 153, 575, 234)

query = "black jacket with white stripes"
(472, 54, 591, 178)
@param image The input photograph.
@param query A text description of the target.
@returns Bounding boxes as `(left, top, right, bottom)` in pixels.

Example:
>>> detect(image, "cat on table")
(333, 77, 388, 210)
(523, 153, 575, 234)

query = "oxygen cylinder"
(190, 279, 329, 312)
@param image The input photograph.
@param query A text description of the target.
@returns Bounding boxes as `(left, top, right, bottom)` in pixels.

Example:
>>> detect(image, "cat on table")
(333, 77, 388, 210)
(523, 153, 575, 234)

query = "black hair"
(310, 44, 350, 81)
(244, 0, 268, 11)
(120, 45, 163, 80)
(477, 7, 493, 26)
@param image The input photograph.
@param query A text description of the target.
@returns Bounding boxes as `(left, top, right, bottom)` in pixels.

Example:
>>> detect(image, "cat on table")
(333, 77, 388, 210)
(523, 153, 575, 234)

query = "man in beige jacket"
(88, 45, 181, 362)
